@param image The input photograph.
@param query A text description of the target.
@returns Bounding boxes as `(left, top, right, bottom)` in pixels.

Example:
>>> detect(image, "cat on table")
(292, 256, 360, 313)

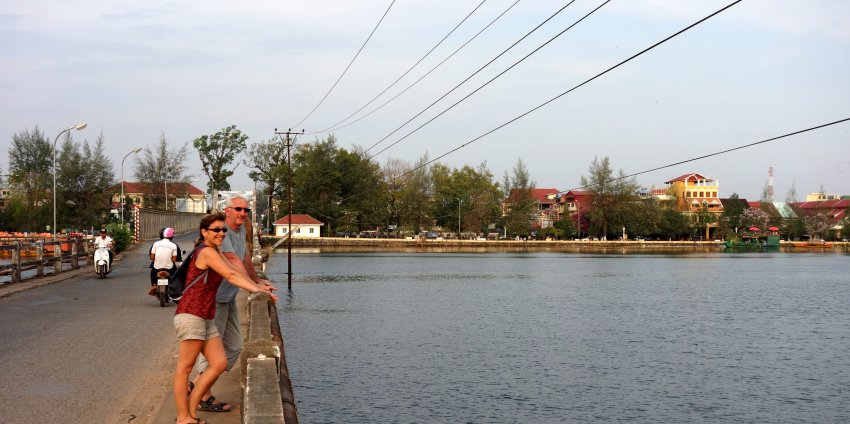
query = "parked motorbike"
(94, 247, 110, 279)
(155, 269, 171, 307)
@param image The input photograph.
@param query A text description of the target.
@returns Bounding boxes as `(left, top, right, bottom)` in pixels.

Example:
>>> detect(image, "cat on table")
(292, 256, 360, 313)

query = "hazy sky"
(2, 0, 849, 201)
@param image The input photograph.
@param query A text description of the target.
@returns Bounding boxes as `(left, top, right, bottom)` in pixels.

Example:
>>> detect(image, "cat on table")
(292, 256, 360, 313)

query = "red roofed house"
(560, 190, 594, 237)
(790, 198, 849, 239)
(501, 188, 563, 229)
(273, 214, 324, 238)
(112, 181, 207, 213)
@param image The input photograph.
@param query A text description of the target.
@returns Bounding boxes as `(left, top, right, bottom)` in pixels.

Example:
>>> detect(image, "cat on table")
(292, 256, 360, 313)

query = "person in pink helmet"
(149, 227, 181, 296)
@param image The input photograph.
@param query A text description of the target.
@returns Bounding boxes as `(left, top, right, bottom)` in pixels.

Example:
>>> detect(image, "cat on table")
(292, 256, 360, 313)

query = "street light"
(52, 123, 87, 238)
(120, 147, 142, 226)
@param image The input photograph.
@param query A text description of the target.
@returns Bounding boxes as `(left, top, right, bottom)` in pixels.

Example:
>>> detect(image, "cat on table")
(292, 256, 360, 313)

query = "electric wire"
(289, 1, 580, 201)
(312, 0, 491, 134)
(315, 117, 850, 230)
(292, 0, 397, 129)
(367, 0, 603, 159)
(316, 0, 522, 135)
(405, 0, 744, 176)
(362, 0, 580, 155)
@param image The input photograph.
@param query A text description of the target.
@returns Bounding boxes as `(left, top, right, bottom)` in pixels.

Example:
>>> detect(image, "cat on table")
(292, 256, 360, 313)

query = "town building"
(664, 173, 722, 212)
(112, 181, 206, 213)
(273, 214, 324, 238)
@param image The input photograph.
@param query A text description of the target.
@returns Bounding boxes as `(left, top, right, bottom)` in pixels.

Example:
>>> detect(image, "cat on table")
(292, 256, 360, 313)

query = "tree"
(245, 137, 287, 221)
(398, 153, 433, 233)
(56, 133, 114, 230)
(134, 132, 192, 210)
(336, 147, 387, 233)
(383, 158, 411, 236)
(193, 125, 248, 193)
(502, 158, 535, 237)
(579, 156, 639, 238)
(7, 126, 52, 230)
(432, 162, 501, 236)
(291, 135, 342, 232)
(739, 208, 770, 232)
(718, 193, 746, 239)
(804, 213, 831, 240)
(553, 218, 576, 239)
(691, 205, 717, 240)
(783, 181, 805, 240)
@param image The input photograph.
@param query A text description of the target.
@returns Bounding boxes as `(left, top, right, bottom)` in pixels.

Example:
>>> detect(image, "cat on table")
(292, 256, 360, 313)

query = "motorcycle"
(94, 247, 110, 279)
(155, 269, 171, 307)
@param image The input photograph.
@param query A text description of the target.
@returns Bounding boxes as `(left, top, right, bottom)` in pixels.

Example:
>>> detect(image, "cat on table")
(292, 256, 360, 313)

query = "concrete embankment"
(263, 236, 850, 251)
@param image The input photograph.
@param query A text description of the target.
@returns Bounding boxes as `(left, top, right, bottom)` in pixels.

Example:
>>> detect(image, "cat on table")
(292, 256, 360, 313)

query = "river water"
(266, 249, 850, 423)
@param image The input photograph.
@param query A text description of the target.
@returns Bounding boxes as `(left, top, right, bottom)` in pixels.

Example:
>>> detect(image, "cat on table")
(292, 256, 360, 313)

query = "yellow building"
(664, 173, 722, 212)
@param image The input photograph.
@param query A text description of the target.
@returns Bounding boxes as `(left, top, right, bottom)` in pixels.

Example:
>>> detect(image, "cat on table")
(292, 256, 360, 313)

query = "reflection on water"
(270, 251, 850, 423)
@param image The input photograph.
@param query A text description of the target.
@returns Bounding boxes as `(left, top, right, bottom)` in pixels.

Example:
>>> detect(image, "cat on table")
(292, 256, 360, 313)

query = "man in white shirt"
(92, 228, 114, 272)
(149, 227, 179, 295)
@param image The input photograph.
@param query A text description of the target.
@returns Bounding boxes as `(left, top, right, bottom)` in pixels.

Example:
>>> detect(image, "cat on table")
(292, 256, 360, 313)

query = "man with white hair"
(192, 194, 275, 413)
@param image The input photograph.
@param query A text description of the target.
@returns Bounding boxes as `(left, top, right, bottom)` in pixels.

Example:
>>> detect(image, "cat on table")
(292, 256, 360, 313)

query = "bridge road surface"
(0, 233, 230, 423)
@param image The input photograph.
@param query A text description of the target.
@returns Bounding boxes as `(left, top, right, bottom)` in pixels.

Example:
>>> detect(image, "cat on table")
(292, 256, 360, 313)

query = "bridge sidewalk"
(151, 290, 249, 424)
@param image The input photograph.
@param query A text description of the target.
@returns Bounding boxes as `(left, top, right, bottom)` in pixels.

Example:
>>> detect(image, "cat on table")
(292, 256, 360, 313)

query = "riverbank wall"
(261, 236, 849, 251)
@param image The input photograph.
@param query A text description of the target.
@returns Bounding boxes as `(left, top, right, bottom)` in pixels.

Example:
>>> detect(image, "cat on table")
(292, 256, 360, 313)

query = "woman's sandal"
(175, 417, 206, 424)
(198, 395, 232, 412)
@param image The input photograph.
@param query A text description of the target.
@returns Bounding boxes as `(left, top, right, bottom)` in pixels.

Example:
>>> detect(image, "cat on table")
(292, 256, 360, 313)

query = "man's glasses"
(206, 227, 228, 233)
(229, 207, 251, 213)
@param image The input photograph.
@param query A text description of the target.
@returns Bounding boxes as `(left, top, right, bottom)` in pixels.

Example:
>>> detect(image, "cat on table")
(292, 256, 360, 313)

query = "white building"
(273, 214, 323, 238)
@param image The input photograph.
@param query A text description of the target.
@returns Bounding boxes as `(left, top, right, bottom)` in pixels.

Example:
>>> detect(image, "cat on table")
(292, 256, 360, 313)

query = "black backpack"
(167, 245, 208, 301)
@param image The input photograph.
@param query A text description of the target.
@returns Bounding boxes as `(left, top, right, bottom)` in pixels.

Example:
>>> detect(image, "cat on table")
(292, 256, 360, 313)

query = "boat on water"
(789, 240, 834, 248)
(724, 235, 781, 249)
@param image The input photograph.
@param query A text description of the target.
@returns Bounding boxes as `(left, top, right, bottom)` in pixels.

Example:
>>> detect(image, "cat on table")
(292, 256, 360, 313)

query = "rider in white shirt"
(149, 227, 179, 295)
(92, 228, 114, 272)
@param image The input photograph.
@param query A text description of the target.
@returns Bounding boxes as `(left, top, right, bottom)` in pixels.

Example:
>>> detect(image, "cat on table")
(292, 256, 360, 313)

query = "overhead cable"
(318, 0, 522, 134)
(292, 0, 397, 129)
(363, 0, 584, 156)
(313, 0, 491, 134)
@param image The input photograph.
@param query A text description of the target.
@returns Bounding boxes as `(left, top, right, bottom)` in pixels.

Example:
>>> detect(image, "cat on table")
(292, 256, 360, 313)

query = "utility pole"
(274, 128, 303, 290)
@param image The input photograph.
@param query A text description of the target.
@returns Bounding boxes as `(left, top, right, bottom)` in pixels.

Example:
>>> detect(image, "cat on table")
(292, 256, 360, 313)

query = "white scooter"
(94, 247, 110, 279)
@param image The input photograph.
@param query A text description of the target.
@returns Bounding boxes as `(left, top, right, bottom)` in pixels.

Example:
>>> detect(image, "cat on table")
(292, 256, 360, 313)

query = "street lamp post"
(52, 123, 87, 238)
(457, 198, 463, 238)
(120, 147, 142, 226)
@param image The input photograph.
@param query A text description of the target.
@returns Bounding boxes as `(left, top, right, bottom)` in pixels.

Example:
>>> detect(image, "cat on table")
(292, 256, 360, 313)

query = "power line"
(362, 0, 581, 155)
(292, 0, 397, 129)
(417, 0, 744, 171)
(316, 0, 522, 135)
(312, 0, 491, 134)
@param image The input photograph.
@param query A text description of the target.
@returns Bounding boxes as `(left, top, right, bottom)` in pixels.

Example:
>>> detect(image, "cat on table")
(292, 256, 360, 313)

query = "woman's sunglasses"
(206, 227, 228, 233)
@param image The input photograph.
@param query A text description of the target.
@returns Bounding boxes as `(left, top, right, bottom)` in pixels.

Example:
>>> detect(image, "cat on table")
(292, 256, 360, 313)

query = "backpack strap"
(183, 269, 208, 293)
(183, 245, 210, 293)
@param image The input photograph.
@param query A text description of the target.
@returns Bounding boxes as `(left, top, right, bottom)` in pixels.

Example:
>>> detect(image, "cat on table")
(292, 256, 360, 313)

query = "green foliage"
(432, 162, 502, 234)
(579, 156, 639, 237)
(106, 223, 132, 253)
(553, 218, 576, 238)
(8, 126, 52, 229)
(245, 137, 286, 221)
(135, 132, 192, 209)
(56, 133, 115, 230)
(502, 158, 535, 237)
(194, 125, 248, 192)
(398, 153, 433, 233)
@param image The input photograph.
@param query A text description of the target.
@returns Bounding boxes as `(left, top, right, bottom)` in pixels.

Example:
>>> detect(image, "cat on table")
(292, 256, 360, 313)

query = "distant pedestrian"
(172, 212, 275, 424)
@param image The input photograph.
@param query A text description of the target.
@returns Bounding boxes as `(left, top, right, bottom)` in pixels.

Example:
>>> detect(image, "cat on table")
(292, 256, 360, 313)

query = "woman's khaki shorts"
(174, 313, 220, 341)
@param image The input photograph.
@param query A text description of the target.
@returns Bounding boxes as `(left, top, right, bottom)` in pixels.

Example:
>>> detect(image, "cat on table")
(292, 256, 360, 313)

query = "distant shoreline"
(261, 236, 849, 251)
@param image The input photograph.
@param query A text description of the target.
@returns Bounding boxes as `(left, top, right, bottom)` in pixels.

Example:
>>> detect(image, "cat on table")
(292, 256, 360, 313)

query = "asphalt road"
(0, 234, 197, 423)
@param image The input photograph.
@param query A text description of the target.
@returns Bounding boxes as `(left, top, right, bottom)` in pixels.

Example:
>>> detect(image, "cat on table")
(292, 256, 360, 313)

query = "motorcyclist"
(149, 227, 179, 296)
(92, 228, 114, 273)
